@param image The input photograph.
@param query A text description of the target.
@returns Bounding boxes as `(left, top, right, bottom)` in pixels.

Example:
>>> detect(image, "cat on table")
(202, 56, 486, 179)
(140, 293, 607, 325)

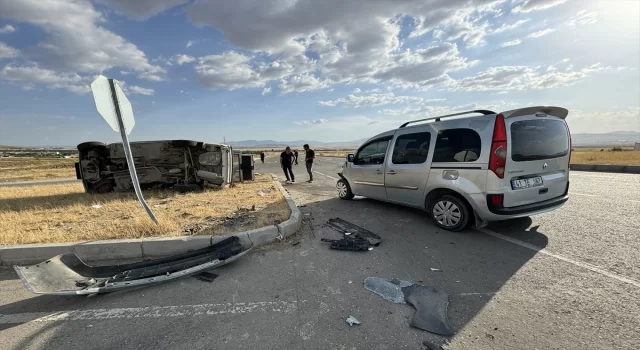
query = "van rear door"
(502, 107, 570, 207)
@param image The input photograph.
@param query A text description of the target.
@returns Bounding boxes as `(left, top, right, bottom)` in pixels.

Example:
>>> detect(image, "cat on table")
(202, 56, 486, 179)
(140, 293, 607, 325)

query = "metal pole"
(108, 79, 159, 225)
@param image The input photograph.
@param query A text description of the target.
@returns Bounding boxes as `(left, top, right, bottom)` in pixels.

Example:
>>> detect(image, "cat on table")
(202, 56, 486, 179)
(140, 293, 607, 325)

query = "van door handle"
(386, 170, 397, 175)
(376, 169, 383, 174)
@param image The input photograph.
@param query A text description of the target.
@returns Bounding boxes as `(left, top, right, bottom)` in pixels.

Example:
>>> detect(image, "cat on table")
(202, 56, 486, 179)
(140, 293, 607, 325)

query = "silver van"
(336, 106, 571, 231)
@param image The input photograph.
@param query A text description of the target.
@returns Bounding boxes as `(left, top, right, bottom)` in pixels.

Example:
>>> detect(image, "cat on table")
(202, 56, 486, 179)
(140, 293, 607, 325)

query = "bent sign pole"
(90, 75, 159, 225)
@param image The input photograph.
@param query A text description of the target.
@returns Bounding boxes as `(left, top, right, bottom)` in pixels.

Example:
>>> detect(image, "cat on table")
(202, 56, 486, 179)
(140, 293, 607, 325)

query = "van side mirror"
(347, 154, 355, 163)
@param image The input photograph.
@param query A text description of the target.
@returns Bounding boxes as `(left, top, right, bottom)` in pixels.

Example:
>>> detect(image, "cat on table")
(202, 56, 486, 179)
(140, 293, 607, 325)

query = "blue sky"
(0, 0, 639, 146)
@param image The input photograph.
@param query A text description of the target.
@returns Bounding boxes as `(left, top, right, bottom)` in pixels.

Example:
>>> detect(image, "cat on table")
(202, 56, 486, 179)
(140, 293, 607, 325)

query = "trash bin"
(240, 154, 255, 181)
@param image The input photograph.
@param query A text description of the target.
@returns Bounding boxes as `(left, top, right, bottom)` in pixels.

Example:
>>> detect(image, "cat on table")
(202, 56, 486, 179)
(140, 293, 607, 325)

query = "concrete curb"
(0, 174, 301, 266)
(571, 164, 640, 174)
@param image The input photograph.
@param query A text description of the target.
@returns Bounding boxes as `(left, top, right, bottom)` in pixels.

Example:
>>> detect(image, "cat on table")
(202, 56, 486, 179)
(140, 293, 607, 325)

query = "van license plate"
(511, 177, 543, 189)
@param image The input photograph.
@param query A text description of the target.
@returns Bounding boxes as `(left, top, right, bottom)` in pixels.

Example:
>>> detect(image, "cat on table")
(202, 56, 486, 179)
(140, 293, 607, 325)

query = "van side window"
(392, 132, 431, 164)
(355, 139, 390, 165)
(432, 128, 481, 162)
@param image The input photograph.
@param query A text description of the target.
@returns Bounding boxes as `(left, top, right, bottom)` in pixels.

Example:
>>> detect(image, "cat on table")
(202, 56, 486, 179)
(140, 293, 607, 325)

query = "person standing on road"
(303, 144, 315, 183)
(260, 151, 265, 164)
(280, 147, 296, 183)
(294, 150, 299, 165)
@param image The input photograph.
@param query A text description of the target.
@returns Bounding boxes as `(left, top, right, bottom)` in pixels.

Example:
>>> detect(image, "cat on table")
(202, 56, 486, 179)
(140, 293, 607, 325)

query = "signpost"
(90, 75, 159, 224)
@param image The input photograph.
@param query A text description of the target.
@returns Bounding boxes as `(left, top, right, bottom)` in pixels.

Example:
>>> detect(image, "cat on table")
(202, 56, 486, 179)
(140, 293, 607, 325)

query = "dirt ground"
(0, 174, 290, 245)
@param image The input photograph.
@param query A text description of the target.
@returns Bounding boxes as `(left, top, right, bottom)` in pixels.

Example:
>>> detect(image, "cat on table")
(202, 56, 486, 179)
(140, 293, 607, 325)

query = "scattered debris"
(326, 218, 381, 246)
(204, 216, 216, 222)
(485, 333, 496, 340)
(292, 242, 300, 246)
(181, 212, 192, 218)
(91, 205, 102, 209)
(321, 236, 371, 251)
(257, 191, 265, 197)
(430, 268, 441, 272)
(14, 236, 252, 295)
(363, 277, 456, 336)
(346, 315, 361, 327)
(364, 277, 413, 304)
(193, 271, 219, 283)
(402, 284, 455, 336)
(348, 281, 353, 284)
(298, 205, 307, 208)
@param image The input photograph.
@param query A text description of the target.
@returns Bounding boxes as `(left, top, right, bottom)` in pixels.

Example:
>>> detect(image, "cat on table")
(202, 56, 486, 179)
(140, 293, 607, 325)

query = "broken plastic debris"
(368, 247, 373, 251)
(364, 277, 413, 304)
(401, 284, 455, 336)
(344, 232, 353, 236)
(348, 281, 353, 284)
(346, 315, 361, 326)
(257, 191, 265, 197)
(91, 205, 102, 209)
(430, 268, 441, 272)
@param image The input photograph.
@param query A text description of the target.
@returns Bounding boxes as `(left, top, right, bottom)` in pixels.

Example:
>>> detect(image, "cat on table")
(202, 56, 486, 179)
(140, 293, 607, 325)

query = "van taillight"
(567, 127, 572, 168)
(488, 194, 504, 207)
(489, 114, 507, 179)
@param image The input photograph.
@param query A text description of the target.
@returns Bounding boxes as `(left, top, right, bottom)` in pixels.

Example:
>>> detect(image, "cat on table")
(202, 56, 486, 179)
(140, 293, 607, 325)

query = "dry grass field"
(0, 174, 289, 245)
(570, 150, 640, 165)
(0, 157, 77, 182)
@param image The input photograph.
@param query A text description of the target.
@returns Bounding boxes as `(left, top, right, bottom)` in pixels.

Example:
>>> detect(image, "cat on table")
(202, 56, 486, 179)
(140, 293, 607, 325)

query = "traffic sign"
(90, 75, 158, 224)
(91, 75, 135, 135)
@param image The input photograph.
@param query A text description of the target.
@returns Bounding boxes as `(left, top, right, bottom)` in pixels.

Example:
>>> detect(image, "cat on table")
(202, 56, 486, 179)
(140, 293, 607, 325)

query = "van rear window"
(510, 119, 569, 162)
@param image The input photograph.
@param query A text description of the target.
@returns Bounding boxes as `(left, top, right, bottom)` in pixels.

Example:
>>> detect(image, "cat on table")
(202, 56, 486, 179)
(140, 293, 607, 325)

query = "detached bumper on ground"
(14, 236, 251, 295)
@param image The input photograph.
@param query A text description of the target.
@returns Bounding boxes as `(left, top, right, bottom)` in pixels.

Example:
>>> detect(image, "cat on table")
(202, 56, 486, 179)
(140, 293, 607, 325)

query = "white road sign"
(91, 75, 135, 135)
(90, 75, 158, 224)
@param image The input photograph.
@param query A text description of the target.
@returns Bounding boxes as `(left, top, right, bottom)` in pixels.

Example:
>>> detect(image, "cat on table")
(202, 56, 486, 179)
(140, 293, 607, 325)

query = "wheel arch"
(425, 187, 476, 213)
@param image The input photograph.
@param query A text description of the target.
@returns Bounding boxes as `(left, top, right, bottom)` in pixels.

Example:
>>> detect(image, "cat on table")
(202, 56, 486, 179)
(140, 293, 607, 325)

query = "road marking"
(475, 227, 640, 288)
(0, 301, 299, 324)
(313, 171, 338, 181)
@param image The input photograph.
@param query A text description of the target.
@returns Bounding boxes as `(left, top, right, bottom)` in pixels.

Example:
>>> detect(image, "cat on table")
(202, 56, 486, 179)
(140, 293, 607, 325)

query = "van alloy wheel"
(432, 200, 461, 227)
(336, 179, 354, 200)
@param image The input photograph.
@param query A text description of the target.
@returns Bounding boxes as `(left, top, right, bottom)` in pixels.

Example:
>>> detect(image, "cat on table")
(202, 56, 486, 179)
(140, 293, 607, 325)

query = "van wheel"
(90, 180, 114, 194)
(336, 179, 354, 200)
(429, 195, 469, 231)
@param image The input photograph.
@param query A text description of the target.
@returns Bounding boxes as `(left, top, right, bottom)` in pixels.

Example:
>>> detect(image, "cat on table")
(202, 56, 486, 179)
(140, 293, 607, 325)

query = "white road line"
(475, 227, 640, 288)
(313, 171, 338, 181)
(0, 301, 299, 324)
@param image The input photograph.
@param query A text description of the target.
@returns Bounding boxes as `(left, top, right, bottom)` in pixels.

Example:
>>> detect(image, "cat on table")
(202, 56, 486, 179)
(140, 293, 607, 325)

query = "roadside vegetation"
(571, 147, 640, 165)
(0, 174, 289, 245)
(0, 157, 77, 182)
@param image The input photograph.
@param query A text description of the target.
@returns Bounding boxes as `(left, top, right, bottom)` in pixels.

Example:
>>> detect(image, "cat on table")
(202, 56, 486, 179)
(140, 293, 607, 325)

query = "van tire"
(429, 194, 470, 231)
(336, 179, 354, 200)
(90, 180, 114, 194)
(169, 140, 198, 147)
(78, 142, 106, 153)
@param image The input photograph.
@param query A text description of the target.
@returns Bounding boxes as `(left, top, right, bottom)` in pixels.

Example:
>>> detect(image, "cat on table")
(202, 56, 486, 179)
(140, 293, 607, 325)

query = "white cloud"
(127, 85, 154, 96)
(319, 92, 425, 108)
(195, 51, 265, 90)
(0, 24, 16, 33)
(172, 54, 196, 65)
(566, 10, 598, 26)
(0, 41, 18, 58)
(279, 74, 330, 94)
(568, 107, 640, 133)
(501, 39, 522, 47)
(352, 88, 361, 93)
(0, 64, 92, 93)
(455, 63, 617, 92)
(262, 86, 272, 95)
(488, 19, 530, 34)
(295, 119, 329, 126)
(527, 28, 555, 38)
(0, 0, 165, 81)
(186, 40, 195, 48)
(95, 0, 189, 20)
(513, 0, 567, 13)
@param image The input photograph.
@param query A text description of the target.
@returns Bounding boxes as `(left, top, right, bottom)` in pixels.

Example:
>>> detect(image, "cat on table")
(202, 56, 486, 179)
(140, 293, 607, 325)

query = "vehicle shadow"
(0, 193, 550, 348)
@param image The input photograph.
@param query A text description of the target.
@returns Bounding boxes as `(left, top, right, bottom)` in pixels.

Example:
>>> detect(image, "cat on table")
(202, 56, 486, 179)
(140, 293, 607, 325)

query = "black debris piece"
(193, 271, 219, 283)
(321, 236, 371, 251)
(401, 284, 455, 336)
(326, 218, 381, 246)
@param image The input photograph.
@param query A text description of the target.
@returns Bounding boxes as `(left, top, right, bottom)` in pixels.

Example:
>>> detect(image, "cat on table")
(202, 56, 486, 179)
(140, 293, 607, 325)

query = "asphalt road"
(1, 157, 638, 349)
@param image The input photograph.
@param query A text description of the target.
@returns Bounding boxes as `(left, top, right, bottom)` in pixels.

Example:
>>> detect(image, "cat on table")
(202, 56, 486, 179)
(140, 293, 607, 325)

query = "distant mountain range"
(2, 131, 638, 150)
(572, 131, 640, 147)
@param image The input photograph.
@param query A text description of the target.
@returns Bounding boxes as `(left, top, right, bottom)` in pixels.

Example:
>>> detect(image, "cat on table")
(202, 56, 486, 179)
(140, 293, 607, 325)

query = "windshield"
(510, 119, 569, 162)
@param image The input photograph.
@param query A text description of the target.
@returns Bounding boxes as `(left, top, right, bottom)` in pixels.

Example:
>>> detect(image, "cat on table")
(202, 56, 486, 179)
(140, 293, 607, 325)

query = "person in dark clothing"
(294, 150, 299, 165)
(260, 151, 265, 164)
(303, 144, 315, 183)
(280, 146, 296, 183)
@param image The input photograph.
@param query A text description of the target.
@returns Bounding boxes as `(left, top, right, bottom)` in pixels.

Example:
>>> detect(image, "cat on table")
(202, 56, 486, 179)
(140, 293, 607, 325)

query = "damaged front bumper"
(14, 236, 251, 295)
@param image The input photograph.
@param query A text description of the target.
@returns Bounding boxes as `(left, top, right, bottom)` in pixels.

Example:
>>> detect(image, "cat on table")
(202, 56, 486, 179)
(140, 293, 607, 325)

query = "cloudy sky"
(0, 0, 638, 146)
